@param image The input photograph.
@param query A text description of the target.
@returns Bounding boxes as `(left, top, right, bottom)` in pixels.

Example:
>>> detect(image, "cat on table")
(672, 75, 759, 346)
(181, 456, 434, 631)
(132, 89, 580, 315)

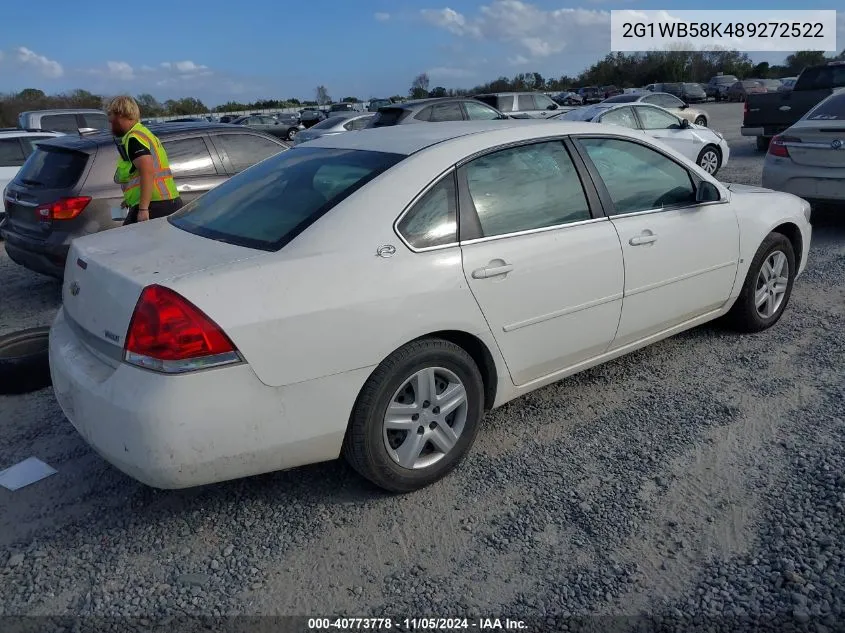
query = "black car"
(668, 82, 708, 104)
(577, 86, 602, 104)
(299, 108, 327, 128)
(1, 123, 288, 278)
(218, 115, 240, 124)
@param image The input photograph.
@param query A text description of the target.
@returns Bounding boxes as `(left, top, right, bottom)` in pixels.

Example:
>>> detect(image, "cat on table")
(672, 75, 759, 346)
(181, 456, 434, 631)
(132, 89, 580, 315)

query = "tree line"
(2, 49, 842, 127)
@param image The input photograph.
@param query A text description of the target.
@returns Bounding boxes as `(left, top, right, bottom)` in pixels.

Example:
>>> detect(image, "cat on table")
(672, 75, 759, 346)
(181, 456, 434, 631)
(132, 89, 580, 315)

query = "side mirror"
(696, 180, 720, 202)
(547, 103, 558, 110)
(680, 118, 691, 129)
(680, 103, 689, 109)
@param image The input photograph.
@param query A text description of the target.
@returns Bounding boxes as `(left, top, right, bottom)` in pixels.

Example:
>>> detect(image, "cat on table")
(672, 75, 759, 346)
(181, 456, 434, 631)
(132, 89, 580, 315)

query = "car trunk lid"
(2, 143, 94, 239)
(783, 128, 845, 168)
(61, 220, 264, 367)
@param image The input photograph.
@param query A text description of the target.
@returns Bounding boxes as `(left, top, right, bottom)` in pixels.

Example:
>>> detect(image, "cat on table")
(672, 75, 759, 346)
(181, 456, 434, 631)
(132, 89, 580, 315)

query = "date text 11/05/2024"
(307, 617, 528, 630)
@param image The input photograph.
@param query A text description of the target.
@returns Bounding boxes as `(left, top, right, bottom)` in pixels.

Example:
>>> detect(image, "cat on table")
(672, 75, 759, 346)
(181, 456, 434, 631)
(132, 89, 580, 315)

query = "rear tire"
(756, 136, 770, 152)
(0, 327, 52, 395)
(343, 339, 484, 492)
(725, 233, 796, 333)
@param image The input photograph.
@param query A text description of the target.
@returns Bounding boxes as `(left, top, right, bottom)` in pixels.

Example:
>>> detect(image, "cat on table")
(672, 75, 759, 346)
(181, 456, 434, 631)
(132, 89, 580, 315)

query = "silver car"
(761, 89, 845, 205)
(292, 113, 375, 145)
(601, 92, 710, 127)
(473, 92, 563, 118)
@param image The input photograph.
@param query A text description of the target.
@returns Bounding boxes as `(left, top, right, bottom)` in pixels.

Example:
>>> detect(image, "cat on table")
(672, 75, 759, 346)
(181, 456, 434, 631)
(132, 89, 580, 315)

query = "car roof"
(19, 108, 105, 116)
(388, 97, 478, 109)
(301, 120, 608, 155)
(31, 122, 255, 150)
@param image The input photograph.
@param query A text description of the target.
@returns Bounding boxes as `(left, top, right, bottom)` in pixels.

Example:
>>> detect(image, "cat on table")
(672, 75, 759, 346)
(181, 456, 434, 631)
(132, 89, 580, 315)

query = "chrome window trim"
(460, 216, 607, 246)
(604, 198, 729, 220)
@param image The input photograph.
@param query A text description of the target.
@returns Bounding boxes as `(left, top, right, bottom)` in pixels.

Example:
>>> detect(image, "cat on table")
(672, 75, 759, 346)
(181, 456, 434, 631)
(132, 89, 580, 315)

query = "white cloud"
(427, 66, 475, 79)
(374, 12, 390, 21)
(420, 1, 611, 60)
(140, 64, 155, 72)
(15, 46, 63, 78)
(105, 61, 135, 80)
(173, 60, 208, 73)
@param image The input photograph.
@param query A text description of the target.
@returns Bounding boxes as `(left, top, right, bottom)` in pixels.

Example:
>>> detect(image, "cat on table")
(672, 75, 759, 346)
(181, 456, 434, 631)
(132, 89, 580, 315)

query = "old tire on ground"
(0, 327, 52, 395)
(343, 338, 484, 493)
(756, 136, 771, 152)
(725, 232, 796, 333)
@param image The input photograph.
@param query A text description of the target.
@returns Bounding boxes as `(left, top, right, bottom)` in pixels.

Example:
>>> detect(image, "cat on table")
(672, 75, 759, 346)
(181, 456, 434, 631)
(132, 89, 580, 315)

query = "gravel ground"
(1, 103, 843, 632)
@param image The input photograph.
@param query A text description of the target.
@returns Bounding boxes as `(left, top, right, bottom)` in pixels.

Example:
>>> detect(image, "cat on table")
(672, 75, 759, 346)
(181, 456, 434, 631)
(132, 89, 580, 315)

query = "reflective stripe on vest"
(117, 123, 179, 205)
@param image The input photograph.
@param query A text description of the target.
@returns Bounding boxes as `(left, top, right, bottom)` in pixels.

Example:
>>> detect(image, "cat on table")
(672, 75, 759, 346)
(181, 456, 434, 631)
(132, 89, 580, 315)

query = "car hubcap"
(699, 151, 719, 174)
(754, 251, 789, 319)
(382, 367, 468, 470)
(695, 117, 706, 126)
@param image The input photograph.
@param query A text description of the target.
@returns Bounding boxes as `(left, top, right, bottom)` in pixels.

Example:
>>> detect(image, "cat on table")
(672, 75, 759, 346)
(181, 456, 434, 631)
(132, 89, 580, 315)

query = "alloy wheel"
(754, 250, 789, 319)
(382, 367, 468, 470)
(699, 149, 720, 174)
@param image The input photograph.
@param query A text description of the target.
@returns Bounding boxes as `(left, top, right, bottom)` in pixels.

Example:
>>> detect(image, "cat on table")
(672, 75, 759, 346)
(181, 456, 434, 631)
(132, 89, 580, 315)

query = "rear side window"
(517, 94, 535, 111)
(372, 108, 407, 127)
(397, 174, 458, 249)
(169, 147, 403, 251)
(429, 102, 463, 122)
(213, 133, 285, 174)
(476, 95, 512, 112)
(162, 137, 218, 177)
(313, 116, 346, 130)
(805, 93, 845, 120)
(40, 114, 80, 133)
(0, 139, 25, 167)
(15, 147, 88, 189)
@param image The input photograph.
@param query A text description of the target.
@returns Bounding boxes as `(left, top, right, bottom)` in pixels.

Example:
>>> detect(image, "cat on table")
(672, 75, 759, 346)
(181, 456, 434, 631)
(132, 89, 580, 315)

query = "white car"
(49, 121, 811, 492)
(0, 129, 63, 222)
(553, 102, 729, 175)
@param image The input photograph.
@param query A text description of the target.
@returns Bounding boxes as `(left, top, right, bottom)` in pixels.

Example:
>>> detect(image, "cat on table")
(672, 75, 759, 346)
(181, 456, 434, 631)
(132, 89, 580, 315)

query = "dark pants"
(123, 197, 184, 226)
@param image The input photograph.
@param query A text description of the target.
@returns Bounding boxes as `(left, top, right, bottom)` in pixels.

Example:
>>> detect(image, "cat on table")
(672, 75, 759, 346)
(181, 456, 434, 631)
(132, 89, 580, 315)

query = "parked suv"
(473, 92, 561, 117)
(1, 123, 288, 278)
(576, 86, 603, 104)
(18, 109, 107, 134)
(370, 98, 508, 127)
(0, 130, 63, 224)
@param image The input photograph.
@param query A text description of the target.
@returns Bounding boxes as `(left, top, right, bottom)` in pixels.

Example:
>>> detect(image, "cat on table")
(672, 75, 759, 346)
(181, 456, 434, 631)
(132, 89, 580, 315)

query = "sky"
(0, 1, 841, 107)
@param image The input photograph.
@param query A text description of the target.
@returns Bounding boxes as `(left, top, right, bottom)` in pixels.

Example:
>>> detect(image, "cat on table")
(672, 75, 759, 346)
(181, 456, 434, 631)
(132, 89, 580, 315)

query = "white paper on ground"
(0, 457, 57, 491)
(110, 206, 126, 221)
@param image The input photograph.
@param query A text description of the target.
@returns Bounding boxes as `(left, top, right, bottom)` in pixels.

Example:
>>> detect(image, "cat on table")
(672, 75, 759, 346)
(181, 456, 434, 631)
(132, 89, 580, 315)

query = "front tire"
(343, 339, 485, 492)
(694, 116, 707, 126)
(696, 145, 721, 175)
(725, 233, 796, 333)
(287, 128, 298, 141)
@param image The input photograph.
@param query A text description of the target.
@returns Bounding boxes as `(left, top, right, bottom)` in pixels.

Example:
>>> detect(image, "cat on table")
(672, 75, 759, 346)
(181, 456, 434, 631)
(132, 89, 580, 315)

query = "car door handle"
(629, 233, 658, 246)
(472, 264, 514, 279)
(177, 184, 193, 192)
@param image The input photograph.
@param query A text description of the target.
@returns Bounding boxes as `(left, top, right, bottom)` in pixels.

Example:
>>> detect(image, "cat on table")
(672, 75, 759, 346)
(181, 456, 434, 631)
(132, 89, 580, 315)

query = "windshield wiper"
(19, 178, 46, 187)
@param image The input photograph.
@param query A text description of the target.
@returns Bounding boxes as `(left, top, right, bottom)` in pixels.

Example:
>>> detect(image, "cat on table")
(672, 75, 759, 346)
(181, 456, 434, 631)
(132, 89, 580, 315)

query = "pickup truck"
(742, 61, 845, 150)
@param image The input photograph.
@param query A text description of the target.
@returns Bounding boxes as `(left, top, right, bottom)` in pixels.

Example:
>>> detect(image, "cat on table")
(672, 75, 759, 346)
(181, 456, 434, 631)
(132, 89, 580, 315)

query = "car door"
(532, 93, 560, 118)
(457, 139, 625, 386)
(462, 101, 504, 121)
(209, 132, 287, 175)
(596, 106, 639, 130)
(161, 136, 226, 202)
(573, 135, 739, 348)
(515, 94, 539, 117)
(428, 102, 465, 122)
(0, 138, 27, 193)
(632, 105, 700, 162)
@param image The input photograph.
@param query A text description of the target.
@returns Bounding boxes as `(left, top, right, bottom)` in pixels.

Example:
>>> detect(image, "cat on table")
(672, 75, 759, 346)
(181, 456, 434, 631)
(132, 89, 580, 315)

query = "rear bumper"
(741, 127, 764, 137)
(1, 228, 69, 278)
(49, 308, 371, 489)
(761, 158, 845, 203)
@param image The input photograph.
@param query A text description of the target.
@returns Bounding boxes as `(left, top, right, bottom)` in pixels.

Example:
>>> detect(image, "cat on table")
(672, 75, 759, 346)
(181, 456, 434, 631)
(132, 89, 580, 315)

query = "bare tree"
(409, 73, 430, 99)
(315, 85, 332, 105)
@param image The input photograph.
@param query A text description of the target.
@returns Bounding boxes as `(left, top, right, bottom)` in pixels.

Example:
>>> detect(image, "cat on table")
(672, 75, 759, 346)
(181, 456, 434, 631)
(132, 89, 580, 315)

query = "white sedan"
(49, 121, 811, 492)
(553, 102, 729, 175)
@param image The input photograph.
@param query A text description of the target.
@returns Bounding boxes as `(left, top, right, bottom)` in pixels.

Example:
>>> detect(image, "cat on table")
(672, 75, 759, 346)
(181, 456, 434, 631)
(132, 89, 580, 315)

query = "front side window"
(214, 133, 285, 174)
(578, 137, 696, 215)
(170, 147, 403, 251)
(517, 94, 535, 111)
(533, 94, 557, 110)
(598, 107, 638, 129)
(463, 141, 591, 238)
(162, 137, 217, 177)
(397, 173, 458, 249)
(464, 101, 501, 120)
(636, 106, 681, 130)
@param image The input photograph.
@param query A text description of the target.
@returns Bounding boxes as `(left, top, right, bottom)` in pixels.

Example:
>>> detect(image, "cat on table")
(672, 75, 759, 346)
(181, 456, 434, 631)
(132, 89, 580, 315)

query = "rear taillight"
(36, 197, 91, 221)
(768, 135, 794, 158)
(743, 100, 749, 117)
(124, 285, 239, 373)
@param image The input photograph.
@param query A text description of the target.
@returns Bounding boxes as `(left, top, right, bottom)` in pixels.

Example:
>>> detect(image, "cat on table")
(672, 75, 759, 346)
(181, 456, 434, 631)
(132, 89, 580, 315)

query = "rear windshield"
(683, 83, 705, 92)
(795, 66, 845, 91)
(371, 108, 407, 127)
(169, 147, 403, 251)
(714, 76, 737, 84)
(14, 147, 88, 189)
(804, 92, 845, 120)
(557, 105, 608, 121)
(81, 112, 107, 130)
(603, 94, 639, 103)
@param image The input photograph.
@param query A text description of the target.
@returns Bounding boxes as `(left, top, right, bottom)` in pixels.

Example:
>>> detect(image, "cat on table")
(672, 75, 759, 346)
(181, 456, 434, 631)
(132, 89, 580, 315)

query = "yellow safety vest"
(114, 122, 179, 207)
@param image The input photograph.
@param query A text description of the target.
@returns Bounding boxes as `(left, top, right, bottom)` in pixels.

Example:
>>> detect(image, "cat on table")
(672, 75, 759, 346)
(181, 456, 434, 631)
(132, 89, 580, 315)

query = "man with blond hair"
(107, 95, 183, 225)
